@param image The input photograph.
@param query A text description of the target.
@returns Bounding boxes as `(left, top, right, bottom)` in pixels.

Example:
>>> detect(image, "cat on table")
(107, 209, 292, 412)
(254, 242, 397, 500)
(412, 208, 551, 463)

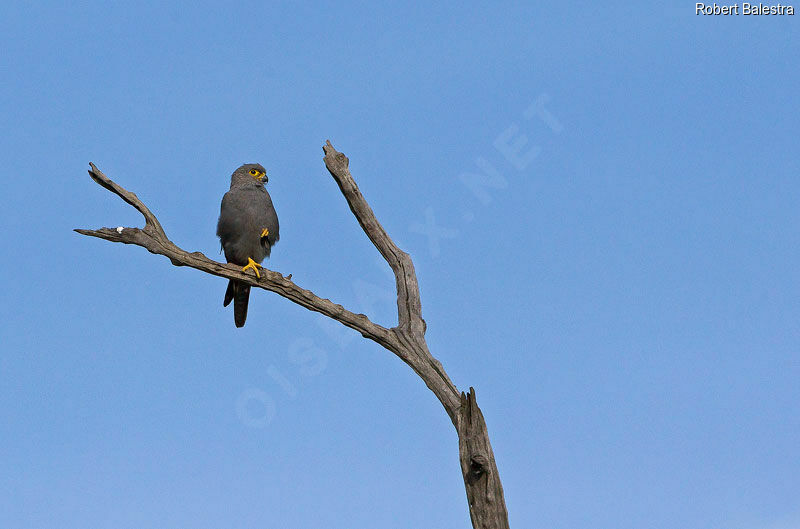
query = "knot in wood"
(467, 453, 488, 483)
(335, 152, 349, 168)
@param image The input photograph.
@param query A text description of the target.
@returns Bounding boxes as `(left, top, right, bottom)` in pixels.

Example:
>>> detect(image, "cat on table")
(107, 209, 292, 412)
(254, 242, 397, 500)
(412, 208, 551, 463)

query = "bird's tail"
(223, 280, 250, 328)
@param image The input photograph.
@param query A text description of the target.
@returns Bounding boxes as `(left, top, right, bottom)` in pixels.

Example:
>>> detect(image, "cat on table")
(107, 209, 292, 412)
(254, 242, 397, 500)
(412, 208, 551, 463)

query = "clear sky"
(1, 2, 798, 528)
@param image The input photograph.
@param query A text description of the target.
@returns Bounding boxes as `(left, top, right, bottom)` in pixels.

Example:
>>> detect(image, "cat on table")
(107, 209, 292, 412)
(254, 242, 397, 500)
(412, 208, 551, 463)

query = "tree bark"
(75, 141, 510, 528)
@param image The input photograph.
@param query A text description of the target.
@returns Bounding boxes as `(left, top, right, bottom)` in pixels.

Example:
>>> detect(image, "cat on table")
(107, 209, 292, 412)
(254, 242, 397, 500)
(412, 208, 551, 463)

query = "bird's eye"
(249, 169, 258, 176)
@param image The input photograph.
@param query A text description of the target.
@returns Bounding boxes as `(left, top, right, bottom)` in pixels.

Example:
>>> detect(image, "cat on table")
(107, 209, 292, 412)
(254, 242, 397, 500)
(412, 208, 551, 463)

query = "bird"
(216, 163, 279, 327)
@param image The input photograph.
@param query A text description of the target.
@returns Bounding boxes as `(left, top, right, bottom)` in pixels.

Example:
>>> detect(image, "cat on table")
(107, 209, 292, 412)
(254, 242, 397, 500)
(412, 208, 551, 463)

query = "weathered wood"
(75, 164, 396, 351)
(458, 388, 510, 529)
(75, 142, 511, 528)
(321, 141, 461, 421)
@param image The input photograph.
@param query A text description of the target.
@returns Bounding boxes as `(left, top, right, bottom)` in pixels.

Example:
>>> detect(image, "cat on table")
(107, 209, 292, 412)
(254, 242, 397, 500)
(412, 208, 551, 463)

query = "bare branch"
(322, 141, 461, 420)
(76, 167, 396, 350)
(322, 141, 424, 335)
(87, 163, 168, 241)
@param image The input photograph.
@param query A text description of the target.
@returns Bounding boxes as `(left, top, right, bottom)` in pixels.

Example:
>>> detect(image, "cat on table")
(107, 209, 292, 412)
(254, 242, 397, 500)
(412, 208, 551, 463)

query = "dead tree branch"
(76, 142, 510, 528)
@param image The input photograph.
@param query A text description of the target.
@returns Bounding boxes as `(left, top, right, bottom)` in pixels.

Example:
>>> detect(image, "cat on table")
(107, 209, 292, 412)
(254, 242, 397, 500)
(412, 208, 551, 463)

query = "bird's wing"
(216, 190, 247, 243)
(258, 189, 279, 246)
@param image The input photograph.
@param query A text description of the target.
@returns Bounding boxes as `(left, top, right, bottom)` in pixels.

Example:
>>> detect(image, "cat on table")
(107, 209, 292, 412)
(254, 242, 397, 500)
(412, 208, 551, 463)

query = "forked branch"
(75, 141, 509, 529)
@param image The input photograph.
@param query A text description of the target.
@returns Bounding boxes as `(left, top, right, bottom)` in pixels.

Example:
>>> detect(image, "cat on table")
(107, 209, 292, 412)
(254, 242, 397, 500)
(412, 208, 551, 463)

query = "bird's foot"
(242, 257, 262, 279)
(260, 228, 269, 238)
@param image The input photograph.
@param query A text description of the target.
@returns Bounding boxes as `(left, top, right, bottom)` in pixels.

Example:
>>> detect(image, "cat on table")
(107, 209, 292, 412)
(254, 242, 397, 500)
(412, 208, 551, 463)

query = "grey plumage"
(217, 163, 279, 327)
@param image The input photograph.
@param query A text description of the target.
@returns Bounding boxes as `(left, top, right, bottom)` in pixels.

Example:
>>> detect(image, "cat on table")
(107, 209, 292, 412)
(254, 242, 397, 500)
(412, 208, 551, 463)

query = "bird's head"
(231, 163, 268, 187)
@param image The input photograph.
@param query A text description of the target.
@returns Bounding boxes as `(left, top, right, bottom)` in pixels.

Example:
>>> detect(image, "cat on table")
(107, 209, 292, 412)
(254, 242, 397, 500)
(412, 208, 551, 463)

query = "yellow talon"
(260, 228, 269, 237)
(242, 257, 262, 278)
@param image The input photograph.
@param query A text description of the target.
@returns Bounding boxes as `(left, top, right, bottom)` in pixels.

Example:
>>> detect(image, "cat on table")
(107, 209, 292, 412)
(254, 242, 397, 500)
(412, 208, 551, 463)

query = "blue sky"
(1, 2, 798, 528)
